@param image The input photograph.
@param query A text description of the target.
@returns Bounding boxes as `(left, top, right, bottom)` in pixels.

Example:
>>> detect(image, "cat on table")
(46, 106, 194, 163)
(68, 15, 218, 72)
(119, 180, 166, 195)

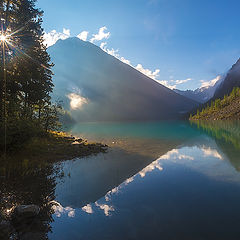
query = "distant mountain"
(48, 37, 198, 122)
(174, 76, 224, 104)
(212, 58, 240, 100)
(176, 58, 240, 104)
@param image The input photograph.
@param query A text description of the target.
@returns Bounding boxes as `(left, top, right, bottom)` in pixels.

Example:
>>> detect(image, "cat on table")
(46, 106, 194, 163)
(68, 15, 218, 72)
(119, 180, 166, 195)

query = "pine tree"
(0, 0, 53, 121)
(197, 109, 200, 117)
(0, 0, 56, 151)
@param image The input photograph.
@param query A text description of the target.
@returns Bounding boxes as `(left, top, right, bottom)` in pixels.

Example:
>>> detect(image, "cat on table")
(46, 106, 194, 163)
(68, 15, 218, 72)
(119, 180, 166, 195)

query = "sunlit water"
(1, 121, 240, 239)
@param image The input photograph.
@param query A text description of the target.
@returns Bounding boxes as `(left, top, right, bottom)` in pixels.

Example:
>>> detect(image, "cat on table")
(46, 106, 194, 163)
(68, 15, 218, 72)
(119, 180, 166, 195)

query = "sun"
(0, 34, 7, 42)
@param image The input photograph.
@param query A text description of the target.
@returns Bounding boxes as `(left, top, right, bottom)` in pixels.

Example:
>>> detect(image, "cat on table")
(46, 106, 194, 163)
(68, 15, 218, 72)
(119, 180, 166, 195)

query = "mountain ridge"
(174, 76, 224, 104)
(48, 37, 198, 121)
(212, 58, 240, 100)
(176, 58, 240, 105)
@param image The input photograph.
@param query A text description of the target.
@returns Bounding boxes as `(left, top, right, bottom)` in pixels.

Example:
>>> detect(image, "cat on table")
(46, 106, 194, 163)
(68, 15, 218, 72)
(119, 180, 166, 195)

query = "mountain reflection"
(191, 120, 240, 171)
(2, 121, 240, 239)
(53, 121, 240, 216)
(76, 142, 236, 219)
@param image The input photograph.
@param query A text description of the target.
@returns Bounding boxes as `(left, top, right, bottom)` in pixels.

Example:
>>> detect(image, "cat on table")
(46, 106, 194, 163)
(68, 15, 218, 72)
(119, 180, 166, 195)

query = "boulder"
(0, 220, 16, 240)
(13, 205, 40, 219)
(20, 232, 46, 240)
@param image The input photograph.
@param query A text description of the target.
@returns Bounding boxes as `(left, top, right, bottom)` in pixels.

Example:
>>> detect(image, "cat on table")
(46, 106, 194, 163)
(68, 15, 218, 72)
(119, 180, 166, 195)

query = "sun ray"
(5, 38, 52, 71)
(0, 25, 52, 72)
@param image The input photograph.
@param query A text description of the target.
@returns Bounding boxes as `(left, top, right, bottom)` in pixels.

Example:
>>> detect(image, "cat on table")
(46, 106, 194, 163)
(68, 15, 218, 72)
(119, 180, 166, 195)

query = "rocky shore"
(0, 133, 108, 239)
(0, 205, 41, 240)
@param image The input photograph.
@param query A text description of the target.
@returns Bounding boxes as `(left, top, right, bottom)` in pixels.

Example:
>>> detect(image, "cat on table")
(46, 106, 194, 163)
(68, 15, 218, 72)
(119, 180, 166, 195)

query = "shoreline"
(0, 131, 108, 164)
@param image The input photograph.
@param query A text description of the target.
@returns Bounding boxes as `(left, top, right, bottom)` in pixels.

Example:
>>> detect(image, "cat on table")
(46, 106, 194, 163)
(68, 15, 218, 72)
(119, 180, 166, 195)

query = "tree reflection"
(191, 120, 240, 171)
(0, 157, 61, 239)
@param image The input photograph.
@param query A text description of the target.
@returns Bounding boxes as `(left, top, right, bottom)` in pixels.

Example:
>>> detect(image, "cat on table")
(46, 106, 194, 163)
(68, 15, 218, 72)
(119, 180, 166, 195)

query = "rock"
(20, 232, 46, 240)
(13, 205, 40, 219)
(0, 220, 16, 240)
(0, 220, 11, 229)
(64, 136, 75, 140)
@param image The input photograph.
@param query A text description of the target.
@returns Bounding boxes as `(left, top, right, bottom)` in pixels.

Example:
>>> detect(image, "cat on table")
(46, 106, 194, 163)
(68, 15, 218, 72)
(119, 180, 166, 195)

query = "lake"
(1, 121, 240, 239)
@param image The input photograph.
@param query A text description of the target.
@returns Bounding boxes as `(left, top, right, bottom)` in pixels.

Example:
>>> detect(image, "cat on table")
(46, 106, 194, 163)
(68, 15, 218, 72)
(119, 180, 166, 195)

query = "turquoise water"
(1, 121, 240, 239)
(49, 121, 240, 240)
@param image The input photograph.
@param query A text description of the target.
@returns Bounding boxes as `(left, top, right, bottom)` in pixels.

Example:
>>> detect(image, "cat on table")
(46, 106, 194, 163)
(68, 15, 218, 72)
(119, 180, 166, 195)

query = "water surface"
(1, 121, 240, 240)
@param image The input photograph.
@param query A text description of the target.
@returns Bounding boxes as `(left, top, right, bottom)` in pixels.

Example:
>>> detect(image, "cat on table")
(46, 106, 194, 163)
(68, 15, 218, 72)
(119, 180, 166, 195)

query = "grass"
(0, 131, 108, 163)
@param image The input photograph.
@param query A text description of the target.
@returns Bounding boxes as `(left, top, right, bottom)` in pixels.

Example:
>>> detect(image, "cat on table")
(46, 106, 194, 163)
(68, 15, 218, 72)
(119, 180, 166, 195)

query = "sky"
(37, 0, 240, 90)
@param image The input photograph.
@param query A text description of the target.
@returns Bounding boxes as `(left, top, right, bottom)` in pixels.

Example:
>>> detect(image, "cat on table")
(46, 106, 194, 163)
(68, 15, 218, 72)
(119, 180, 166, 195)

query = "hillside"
(48, 37, 198, 122)
(190, 87, 240, 120)
(212, 58, 240, 100)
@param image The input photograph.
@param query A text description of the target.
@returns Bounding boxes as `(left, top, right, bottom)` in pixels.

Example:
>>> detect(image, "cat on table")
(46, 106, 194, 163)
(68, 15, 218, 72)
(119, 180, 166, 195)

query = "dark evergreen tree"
(0, 0, 58, 152)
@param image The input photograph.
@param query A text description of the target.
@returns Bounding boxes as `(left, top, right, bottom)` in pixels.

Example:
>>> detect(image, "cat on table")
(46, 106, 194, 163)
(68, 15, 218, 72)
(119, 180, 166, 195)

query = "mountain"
(190, 87, 240, 120)
(174, 76, 224, 104)
(48, 37, 198, 122)
(176, 58, 240, 104)
(212, 58, 240, 100)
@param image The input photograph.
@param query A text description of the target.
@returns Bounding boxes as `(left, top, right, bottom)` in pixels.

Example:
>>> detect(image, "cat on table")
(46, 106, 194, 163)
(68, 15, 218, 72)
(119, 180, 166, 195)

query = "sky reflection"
(64, 144, 227, 220)
(49, 122, 240, 240)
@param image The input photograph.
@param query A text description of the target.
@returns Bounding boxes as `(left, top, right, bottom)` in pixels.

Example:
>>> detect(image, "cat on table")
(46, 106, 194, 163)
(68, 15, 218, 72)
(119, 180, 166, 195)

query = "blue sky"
(37, 0, 240, 90)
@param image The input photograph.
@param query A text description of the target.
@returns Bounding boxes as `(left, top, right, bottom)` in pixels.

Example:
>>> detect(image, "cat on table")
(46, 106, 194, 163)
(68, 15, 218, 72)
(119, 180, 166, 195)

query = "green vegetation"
(190, 87, 240, 120)
(0, 1, 105, 158)
(0, 131, 107, 163)
(190, 120, 240, 150)
(0, 0, 57, 153)
(190, 120, 240, 171)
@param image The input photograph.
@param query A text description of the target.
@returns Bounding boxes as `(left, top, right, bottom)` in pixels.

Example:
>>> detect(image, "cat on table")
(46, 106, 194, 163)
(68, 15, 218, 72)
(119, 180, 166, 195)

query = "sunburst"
(0, 24, 51, 71)
(0, 34, 7, 42)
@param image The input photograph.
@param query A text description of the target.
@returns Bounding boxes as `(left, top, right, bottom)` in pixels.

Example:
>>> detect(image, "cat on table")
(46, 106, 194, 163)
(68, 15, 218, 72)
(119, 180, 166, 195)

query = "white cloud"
(63, 28, 70, 36)
(90, 26, 110, 43)
(44, 26, 194, 91)
(100, 42, 120, 58)
(157, 80, 176, 90)
(43, 28, 70, 47)
(175, 78, 192, 85)
(101, 43, 192, 90)
(157, 78, 192, 90)
(135, 64, 160, 80)
(120, 56, 131, 65)
(67, 93, 88, 110)
(200, 75, 222, 89)
(100, 42, 107, 49)
(106, 48, 119, 57)
(77, 31, 89, 41)
(100, 42, 161, 80)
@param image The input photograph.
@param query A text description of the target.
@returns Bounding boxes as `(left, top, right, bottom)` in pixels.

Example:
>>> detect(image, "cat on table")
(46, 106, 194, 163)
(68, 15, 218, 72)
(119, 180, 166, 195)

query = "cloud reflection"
(158, 149, 194, 161)
(51, 201, 75, 218)
(201, 147, 223, 160)
(52, 145, 226, 219)
(95, 202, 114, 216)
(82, 204, 93, 214)
(139, 160, 163, 178)
(97, 146, 219, 206)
